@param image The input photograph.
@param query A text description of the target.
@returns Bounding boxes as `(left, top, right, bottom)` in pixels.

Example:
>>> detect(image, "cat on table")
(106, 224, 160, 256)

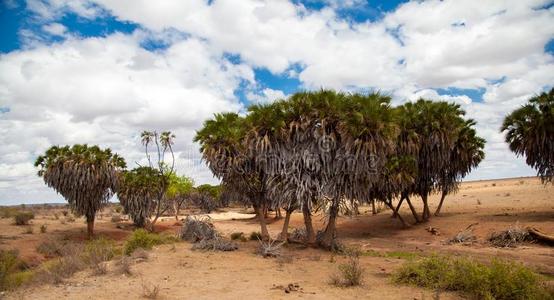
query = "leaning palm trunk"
(434, 189, 448, 216)
(279, 207, 294, 241)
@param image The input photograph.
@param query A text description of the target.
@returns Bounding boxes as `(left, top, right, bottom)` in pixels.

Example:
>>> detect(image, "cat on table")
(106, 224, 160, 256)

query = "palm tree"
(117, 166, 163, 227)
(141, 131, 155, 167)
(397, 100, 467, 221)
(435, 119, 485, 215)
(195, 112, 272, 239)
(501, 88, 554, 183)
(35, 144, 126, 238)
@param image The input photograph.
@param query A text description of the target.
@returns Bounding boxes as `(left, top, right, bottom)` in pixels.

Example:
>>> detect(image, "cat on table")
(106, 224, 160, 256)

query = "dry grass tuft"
(257, 239, 285, 258)
(14, 212, 34, 226)
(329, 252, 364, 287)
(141, 280, 160, 299)
(116, 256, 133, 275)
(191, 237, 238, 251)
(131, 248, 150, 261)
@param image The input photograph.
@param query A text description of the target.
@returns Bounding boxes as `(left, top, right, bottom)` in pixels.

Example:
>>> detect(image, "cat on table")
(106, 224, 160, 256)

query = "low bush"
(123, 229, 165, 255)
(180, 216, 218, 242)
(141, 280, 160, 299)
(85, 237, 116, 275)
(393, 255, 552, 299)
(40, 224, 47, 233)
(14, 212, 34, 225)
(111, 215, 122, 223)
(1, 250, 31, 291)
(116, 256, 132, 275)
(330, 252, 364, 287)
(0, 207, 19, 219)
(257, 239, 285, 258)
(230, 232, 245, 241)
(35, 255, 85, 284)
(192, 237, 238, 251)
(37, 239, 80, 258)
(249, 231, 262, 241)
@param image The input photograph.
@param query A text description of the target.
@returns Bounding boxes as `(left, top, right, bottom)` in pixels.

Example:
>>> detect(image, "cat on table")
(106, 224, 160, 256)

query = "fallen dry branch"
(448, 229, 477, 245)
(180, 216, 238, 251)
(527, 227, 554, 245)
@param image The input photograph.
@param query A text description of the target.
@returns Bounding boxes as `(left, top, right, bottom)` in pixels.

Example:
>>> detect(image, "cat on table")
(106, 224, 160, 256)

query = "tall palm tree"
(501, 88, 554, 183)
(397, 100, 467, 221)
(195, 112, 272, 239)
(435, 119, 485, 215)
(35, 144, 126, 238)
(141, 131, 155, 167)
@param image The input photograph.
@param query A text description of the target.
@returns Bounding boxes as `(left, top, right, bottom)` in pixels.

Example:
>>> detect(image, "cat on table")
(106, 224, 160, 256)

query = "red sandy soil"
(1, 177, 553, 299)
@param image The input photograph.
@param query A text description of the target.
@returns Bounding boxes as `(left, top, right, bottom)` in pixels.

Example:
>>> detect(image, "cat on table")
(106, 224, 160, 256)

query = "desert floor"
(1, 176, 553, 299)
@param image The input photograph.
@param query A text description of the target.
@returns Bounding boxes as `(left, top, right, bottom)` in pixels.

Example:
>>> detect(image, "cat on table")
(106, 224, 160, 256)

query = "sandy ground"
(1, 176, 553, 299)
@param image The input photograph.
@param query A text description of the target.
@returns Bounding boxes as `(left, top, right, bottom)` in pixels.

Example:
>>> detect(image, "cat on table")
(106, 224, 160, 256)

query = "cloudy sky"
(0, 0, 553, 204)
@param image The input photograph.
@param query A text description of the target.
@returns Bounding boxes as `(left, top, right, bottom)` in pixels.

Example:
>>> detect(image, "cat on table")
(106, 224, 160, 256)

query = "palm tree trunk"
(302, 204, 316, 244)
(384, 201, 408, 227)
(434, 190, 447, 216)
(86, 216, 94, 239)
(421, 194, 430, 221)
(275, 207, 282, 219)
(174, 200, 179, 221)
(279, 208, 293, 241)
(254, 203, 269, 240)
(405, 195, 421, 223)
(393, 195, 405, 218)
(371, 200, 377, 215)
(320, 200, 339, 250)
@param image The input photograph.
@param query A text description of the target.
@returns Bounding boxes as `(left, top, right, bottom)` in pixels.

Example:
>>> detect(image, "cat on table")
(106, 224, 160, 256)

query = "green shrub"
(14, 211, 34, 225)
(230, 232, 244, 240)
(40, 224, 47, 233)
(249, 231, 262, 241)
(35, 256, 85, 284)
(0, 207, 19, 219)
(123, 229, 165, 255)
(4, 270, 33, 290)
(85, 237, 116, 274)
(0, 250, 28, 291)
(393, 255, 552, 299)
(330, 252, 364, 287)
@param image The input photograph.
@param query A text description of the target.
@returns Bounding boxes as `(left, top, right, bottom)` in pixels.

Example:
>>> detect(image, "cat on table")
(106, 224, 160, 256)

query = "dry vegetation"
(0, 177, 553, 299)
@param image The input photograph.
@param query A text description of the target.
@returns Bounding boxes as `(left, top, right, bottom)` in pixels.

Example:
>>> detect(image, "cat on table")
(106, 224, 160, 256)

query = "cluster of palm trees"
(195, 90, 485, 248)
(34, 88, 552, 242)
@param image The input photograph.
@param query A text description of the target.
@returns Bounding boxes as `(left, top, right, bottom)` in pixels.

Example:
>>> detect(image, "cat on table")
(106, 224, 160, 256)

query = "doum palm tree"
(35, 144, 126, 238)
(502, 88, 554, 183)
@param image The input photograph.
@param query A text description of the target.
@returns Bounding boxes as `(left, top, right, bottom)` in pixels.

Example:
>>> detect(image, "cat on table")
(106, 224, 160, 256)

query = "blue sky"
(0, 0, 553, 204)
